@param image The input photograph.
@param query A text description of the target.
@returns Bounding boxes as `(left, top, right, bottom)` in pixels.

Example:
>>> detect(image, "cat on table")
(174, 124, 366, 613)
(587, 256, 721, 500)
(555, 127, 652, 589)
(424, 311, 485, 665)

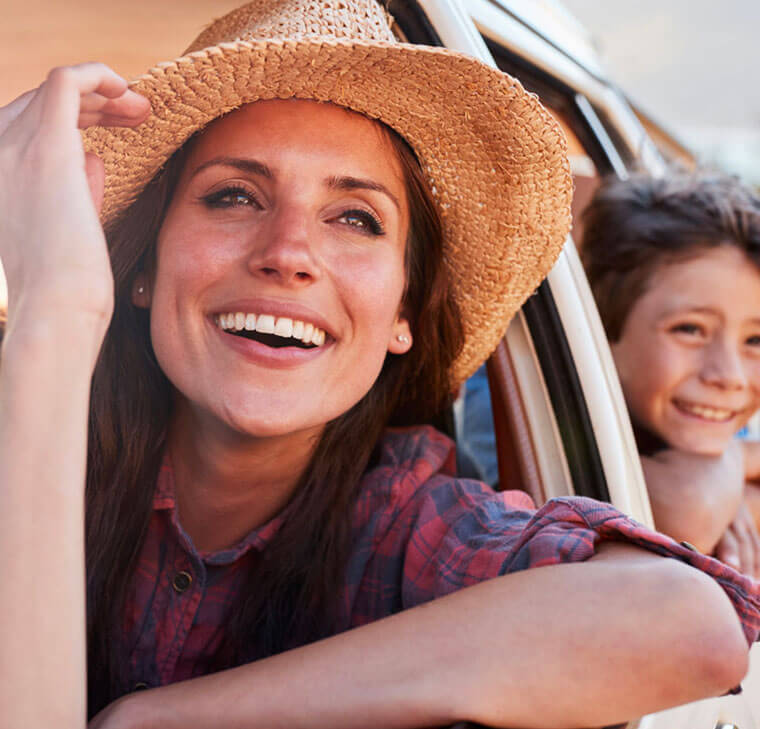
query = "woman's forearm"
(0, 319, 101, 729)
(113, 543, 748, 729)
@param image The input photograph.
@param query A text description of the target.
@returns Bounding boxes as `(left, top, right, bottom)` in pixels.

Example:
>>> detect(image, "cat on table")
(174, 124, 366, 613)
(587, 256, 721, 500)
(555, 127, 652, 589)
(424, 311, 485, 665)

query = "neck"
(167, 402, 322, 552)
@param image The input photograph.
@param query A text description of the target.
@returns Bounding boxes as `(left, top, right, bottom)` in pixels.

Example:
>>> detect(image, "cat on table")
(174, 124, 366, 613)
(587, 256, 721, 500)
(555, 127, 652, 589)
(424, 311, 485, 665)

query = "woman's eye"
(746, 334, 760, 347)
(202, 186, 261, 209)
(336, 209, 385, 235)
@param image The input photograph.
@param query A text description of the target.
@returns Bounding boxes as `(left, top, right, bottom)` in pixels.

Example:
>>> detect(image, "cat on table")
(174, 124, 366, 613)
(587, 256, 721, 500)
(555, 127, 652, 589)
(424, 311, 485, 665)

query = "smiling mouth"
(672, 399, 740, 423)
(215, 312, 327, 349)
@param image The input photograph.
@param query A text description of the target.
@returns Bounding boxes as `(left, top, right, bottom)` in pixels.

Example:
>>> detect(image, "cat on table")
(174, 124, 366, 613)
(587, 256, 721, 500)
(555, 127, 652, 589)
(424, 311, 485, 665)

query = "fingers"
(4, 63, 150, 137)
(716, 528, 740, 572)
(732, 517, 755, 578)
(717, 506, 760, 579)
(738, 507, 760, 579)
(77, 90, 151, 128)
(45, 64, 151, 130)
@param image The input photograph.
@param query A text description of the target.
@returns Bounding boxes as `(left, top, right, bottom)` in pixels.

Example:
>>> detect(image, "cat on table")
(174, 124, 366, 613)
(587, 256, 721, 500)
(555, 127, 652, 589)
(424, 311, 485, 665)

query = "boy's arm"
(640, 441, 744, 553)
(745, 482, 760, 533)
(741, 441, 760, 531)
(742, 440, 760, 481)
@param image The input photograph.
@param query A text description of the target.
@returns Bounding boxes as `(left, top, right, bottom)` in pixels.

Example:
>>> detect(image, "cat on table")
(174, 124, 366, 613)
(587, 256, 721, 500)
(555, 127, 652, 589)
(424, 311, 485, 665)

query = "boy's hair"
(581, 169, 760, 341)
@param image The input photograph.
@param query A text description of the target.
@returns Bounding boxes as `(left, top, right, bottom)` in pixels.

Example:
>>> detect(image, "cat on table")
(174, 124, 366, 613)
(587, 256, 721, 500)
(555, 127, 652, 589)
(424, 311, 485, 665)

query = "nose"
(700, 336, 748, 391)
(246, 206, 320, 287)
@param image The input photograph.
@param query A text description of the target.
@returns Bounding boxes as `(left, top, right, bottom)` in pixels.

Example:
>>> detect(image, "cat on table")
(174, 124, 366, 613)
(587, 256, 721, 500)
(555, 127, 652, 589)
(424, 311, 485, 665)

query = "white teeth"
(216, 311, 327, 347)
(676, 401, 734, 422)
(256, 314, 275, 334)
(274, 317, 293, 338)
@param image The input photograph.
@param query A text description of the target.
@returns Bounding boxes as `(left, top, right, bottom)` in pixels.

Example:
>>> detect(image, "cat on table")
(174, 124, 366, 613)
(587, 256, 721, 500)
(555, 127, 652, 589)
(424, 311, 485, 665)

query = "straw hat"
(84, 0, 572, 387)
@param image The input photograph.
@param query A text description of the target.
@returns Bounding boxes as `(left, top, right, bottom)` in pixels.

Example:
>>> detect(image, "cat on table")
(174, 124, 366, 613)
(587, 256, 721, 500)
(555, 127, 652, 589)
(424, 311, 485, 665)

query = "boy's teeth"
(677, 401, 733, 421)
(216, 312, 326, 346)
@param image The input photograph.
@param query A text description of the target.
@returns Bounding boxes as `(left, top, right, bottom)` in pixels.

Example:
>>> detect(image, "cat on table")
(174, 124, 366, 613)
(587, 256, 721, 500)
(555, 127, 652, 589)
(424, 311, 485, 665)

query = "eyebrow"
(190, 156, 273, 180)
(326, 175, 401, 212)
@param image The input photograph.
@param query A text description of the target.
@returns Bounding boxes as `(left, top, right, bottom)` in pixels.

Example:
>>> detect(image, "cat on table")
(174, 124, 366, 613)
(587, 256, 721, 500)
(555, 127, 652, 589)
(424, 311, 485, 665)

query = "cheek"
(334, 248, 407, 333)
(614, 338, 692, 416)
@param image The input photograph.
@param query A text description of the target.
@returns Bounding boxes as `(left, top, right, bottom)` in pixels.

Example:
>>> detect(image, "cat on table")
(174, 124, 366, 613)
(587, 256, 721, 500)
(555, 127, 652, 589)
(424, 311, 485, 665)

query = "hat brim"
(84, 38, 572, 387)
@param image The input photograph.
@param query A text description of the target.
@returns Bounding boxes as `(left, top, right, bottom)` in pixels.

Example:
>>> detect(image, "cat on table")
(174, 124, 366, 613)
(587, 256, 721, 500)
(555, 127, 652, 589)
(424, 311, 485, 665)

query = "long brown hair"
(85, 115, 464, 715)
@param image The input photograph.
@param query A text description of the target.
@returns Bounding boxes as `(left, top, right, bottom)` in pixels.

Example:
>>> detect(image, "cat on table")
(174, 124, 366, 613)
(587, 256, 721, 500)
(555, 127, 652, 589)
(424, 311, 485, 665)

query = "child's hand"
(715, 501, 760, 579)
(641, 441, 745, 554)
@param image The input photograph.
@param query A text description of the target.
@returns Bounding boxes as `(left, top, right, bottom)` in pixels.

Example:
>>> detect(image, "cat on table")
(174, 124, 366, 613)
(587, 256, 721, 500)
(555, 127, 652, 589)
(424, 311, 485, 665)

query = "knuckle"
(46, 65, 75, 88)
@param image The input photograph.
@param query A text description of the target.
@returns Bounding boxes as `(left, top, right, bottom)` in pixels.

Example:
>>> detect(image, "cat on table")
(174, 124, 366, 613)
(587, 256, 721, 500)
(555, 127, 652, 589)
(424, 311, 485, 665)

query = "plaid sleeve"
(395, 479, 760, 646)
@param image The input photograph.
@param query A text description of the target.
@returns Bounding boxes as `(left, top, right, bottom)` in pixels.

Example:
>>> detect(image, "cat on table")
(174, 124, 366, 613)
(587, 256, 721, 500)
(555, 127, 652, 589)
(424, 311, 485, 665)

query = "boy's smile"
(612, 245, 760, 455)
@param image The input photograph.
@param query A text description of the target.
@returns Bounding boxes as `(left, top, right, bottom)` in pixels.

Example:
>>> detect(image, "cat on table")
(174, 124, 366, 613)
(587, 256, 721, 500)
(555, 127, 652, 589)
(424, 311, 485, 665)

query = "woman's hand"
(715, 500, 760, 579)
(0, 63, 149, 352)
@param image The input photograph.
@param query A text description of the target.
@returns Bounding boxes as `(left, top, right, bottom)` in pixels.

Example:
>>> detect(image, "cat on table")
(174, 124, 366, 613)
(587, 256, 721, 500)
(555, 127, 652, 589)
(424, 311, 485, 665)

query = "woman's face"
(611, 245, 760, 455)
(140, 100, 413, 440)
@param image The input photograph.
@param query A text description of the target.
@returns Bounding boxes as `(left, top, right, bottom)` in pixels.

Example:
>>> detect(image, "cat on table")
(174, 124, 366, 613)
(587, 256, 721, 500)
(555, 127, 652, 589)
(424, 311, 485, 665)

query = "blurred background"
(563, 0, 760, 186)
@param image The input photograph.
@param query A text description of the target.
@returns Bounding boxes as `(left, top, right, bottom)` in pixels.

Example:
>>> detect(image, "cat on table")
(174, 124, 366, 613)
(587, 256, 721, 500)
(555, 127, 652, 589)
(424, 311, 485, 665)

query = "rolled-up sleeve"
(391, 477, 760, 646)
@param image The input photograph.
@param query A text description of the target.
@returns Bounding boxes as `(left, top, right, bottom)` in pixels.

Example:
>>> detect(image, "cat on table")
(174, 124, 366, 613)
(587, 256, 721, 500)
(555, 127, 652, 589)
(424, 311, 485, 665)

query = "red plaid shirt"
(123, 426, 760, 693)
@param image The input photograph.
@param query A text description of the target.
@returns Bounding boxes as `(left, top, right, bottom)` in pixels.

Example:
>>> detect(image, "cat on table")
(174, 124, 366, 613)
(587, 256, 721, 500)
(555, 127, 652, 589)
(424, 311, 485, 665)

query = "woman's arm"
(640, 442, 745, 553)
(92, 543, 749, 729)
(0, 65, 149, 729)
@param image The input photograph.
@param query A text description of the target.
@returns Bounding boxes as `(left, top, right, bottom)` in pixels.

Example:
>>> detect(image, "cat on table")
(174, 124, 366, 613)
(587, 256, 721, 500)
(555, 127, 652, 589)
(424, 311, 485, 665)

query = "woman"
(0, 2, 757, 728)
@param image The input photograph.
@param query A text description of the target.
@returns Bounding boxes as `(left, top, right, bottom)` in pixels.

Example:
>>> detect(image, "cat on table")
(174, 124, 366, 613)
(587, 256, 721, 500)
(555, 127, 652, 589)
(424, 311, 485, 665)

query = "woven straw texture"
(84, 0, 572, 388)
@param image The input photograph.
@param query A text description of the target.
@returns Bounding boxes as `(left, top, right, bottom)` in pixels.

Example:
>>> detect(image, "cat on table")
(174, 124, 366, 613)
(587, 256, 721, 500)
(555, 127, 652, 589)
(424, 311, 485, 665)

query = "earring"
(137, 285, 145, 294)
(396, 334, 410, 345)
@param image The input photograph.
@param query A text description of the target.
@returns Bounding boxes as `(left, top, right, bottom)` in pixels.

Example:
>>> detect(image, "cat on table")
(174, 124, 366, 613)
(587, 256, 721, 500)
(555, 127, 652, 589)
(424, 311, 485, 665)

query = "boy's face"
(612, 246, 760, 455)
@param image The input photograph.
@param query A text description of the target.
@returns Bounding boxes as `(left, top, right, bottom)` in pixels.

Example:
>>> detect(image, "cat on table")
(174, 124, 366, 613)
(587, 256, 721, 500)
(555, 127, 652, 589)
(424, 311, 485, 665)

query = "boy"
(582, 170, 760, 577)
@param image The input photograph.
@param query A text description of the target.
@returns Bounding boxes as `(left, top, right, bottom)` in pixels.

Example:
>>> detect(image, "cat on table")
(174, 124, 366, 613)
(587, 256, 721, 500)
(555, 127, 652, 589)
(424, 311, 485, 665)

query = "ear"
(387, 316, 413, 355)
(131, 273, 151, 308)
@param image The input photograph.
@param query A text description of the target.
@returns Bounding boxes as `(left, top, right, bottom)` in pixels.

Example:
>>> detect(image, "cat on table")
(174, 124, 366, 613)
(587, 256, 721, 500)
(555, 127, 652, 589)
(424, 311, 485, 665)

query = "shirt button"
(133, 682, 149, 691)
(172, 570, 193, 593)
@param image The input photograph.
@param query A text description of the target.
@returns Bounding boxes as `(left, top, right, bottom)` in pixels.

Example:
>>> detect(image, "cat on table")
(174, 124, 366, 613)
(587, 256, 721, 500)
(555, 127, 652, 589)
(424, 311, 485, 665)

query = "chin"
(663, 428, 733, 457)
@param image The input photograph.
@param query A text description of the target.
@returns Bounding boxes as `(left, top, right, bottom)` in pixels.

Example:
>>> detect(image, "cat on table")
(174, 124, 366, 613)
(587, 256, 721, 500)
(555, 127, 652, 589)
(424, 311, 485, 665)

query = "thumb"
(84, 152, 105, 214)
